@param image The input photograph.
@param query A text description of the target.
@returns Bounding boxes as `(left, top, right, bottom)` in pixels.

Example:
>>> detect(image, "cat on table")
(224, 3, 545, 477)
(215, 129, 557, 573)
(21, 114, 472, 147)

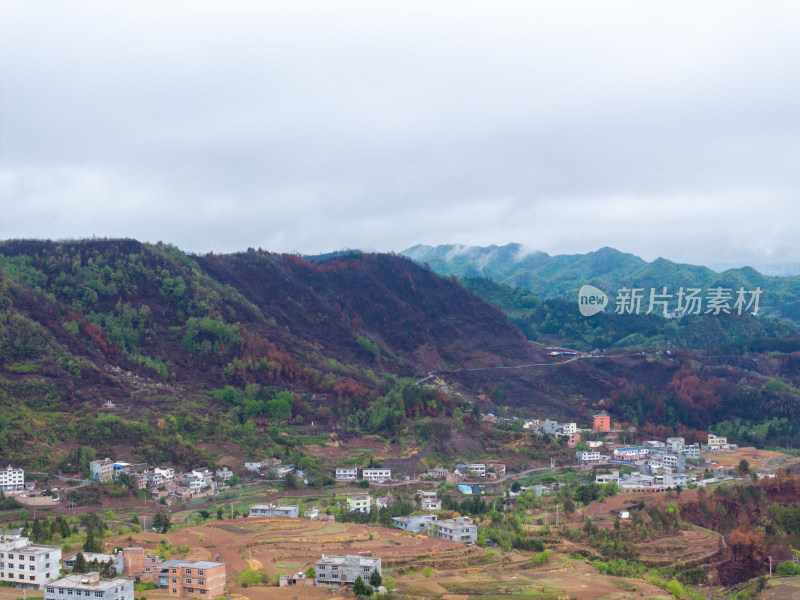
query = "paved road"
(414, 354, 585, 386)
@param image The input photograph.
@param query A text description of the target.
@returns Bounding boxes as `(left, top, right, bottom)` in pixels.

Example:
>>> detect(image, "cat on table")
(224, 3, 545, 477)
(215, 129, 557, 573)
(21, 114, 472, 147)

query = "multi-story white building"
(666, 437, 685, 452)
(662, 453, 686, 472)
(315, 555, 381, 589)
(89, 459, 114, 483)
(612, 447, 651, 461)
(45, 573, 133, 600)
(335, 466, 358, 481)
(0, 536, 62, 589)
(214, 468, 234, 484)
(576, 451, 602, 464)
(430, 517, 477, 544)
(0, 466, 24, 492)
(680, 444, 700, 460)
(464, 464, 486, 477)
(361, 468, 391, 483)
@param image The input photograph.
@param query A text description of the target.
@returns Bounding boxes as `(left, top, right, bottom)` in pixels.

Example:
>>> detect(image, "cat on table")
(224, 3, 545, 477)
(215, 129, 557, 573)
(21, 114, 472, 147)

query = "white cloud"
(1, 1, 799, 270)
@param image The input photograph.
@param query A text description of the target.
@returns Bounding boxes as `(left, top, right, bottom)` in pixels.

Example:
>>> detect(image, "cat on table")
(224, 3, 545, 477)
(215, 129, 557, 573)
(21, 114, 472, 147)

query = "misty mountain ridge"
(401, 243, 800, 323)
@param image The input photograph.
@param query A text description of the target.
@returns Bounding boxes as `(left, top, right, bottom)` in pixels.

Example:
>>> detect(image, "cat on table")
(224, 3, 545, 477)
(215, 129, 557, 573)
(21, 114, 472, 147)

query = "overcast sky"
(1, 1, 799, 272)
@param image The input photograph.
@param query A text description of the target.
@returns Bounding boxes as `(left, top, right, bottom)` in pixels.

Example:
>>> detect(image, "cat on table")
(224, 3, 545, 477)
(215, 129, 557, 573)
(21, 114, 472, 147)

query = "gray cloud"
(1, 1, 799, 272)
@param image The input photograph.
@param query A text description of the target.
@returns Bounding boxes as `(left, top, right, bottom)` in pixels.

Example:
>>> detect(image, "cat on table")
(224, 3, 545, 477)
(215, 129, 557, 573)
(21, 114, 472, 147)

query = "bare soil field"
(103, 516, 690, 600)
(705, 447, 799, 472)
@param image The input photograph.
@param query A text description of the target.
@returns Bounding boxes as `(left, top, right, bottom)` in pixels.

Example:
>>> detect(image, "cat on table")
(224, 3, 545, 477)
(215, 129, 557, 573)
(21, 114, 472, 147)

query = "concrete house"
(361, 468, 391, 483)
(429, 517, 477, 544)
(0, 466, 25, 492)
(315, 555, 381, 589)
(249, 504, 299, 518)
(345, 496, 372, 513)
(391, 515, 437, 532)
(335, 466, 358, 481)
(45, 573, 133, 600)
(157, 560, 226, 597)
(0, 535, 62, 589)
(89, 459, 114, 483)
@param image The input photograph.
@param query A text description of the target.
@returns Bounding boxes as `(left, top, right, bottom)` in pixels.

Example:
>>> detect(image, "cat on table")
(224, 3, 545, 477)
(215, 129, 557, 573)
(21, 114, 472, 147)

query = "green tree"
(368, 570, 382, 588)
(83, 527, 103, 553)
(283, 472, 298, 489)
(353, 576, 372, 596)
(737, 459, 751, 477)
(73, 552, 88, 573)
(152, 511, 171, 534)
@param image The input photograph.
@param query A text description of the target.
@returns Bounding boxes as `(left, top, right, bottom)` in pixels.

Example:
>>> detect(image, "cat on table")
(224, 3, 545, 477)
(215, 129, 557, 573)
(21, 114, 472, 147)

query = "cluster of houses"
(0, 529, 227, 598)
(576, 434, 738, 468)
(244, 458, 301, 480)
(88, 460, 235, 503)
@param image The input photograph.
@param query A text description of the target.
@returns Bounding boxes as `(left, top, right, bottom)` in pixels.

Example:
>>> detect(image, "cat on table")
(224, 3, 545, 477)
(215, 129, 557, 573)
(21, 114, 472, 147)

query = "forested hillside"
(404, 243, 800, 322)
(0, 239, 543, 470)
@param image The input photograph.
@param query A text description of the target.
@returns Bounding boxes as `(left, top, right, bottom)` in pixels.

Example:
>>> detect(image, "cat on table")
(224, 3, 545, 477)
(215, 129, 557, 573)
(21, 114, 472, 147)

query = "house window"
(197, 570, 204, 575)
(198, 580, 204, 585)
(172, 578, 176, 583)
(185, 578, 192, 584)
(200, 590, 206, 595)
(68, 590, 73, 595)
(29, 566, 35, 571)
(30, 556, 35, 561)
(185, 569, 192, 575)
(95, 593, 103, 598)
(171, 568, 177, 574)
(172, 590, 176, 594)
(8, 555, 13, 559)
(187, 588, 194, 594)
(47, 588, 55, 594)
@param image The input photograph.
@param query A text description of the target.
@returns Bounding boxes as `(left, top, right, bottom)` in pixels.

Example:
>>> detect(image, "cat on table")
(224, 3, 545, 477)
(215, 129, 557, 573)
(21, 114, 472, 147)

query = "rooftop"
(49, 574, 128, 591)
(316, 554, 380, 567)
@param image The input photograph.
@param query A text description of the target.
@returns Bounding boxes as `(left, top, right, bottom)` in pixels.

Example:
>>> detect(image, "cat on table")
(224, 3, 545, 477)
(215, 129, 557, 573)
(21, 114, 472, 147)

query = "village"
(2, 406, 793, 600)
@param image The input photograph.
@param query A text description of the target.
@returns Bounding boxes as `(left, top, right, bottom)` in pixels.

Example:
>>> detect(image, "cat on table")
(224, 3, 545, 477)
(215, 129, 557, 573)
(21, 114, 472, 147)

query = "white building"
(45, 573, 133, 600)
(249, 504, 299, 518)
(89, 459, 114, 483)
(681, 444, 700, 460)
(666, 437, 685, 452)
(0, 536, 62, 589)
(576, 451, 602, 464)
(335, 466, 358, 481)
(612, 447, 651, 461)
(315, 555, 381, 589)
(430, 517, 477, 544)
(244, 462, 262, 472)
(361, 468, 391, 483)
(463, 464, 486, 477)
(0, 466, 24, 492)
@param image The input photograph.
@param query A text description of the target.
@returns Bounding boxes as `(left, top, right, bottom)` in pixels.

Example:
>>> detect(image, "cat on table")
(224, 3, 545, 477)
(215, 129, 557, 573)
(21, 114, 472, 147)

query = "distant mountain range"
(402, 243, 800, 323)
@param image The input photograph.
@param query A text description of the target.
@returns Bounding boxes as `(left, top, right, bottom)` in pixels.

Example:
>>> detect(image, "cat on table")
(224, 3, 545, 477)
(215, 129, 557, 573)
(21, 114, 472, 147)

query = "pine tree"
(83, 527, 102, 553)
(369, 570, 382, 588)
(73, 552, 88, 573)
